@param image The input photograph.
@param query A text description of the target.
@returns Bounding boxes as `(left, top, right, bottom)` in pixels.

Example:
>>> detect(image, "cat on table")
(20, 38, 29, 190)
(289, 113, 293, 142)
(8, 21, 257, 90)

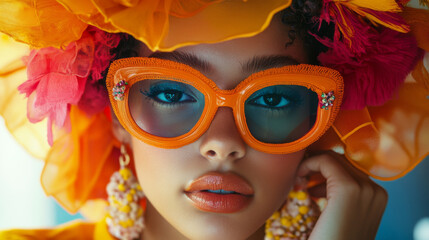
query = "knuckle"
(341, 180, 360, 195)
(318, 153, 340, 166)
(321, 152, 336, 160)
(360, 182, 375, 198)
(316, 153, 332, 163)
(375, 185, 389, 202)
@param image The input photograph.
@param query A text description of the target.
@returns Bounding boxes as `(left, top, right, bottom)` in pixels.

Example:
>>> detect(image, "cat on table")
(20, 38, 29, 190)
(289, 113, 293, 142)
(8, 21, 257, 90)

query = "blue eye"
(139, 81, 197, 105)
(249, 93, 291, 108)
(153, 89, 195, 103)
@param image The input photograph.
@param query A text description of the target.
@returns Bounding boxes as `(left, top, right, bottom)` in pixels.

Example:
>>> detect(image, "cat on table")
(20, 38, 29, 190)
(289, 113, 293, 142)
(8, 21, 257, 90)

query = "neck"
(141, 201, 187, 240)
(140, 201, 266, 240)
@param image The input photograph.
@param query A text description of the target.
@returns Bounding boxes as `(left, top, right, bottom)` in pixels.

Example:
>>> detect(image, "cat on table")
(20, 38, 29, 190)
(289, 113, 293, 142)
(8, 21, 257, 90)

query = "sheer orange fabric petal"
(0, 34, 50, 159)
(79, 200, 109, 222)
(0, 0, 291, 50)
(41, 106, 120, 213)
(328, 8, 429, 180)
(310, 76, 428, 180)
(56, 0, 292, 51)
(366, 75, 428, 179)
(0, 0, 87, 49)
(54, 0, 118, 33)
(312, 61, 429, 181)
(0, 220, 114, 240)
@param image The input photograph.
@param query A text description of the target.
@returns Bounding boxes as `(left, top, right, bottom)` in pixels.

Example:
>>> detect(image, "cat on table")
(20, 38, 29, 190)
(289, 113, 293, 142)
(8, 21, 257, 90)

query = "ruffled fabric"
(0, 0, 292, 51)
(0, 219, 115, 240)
(0, 34, 50, 159)
(41, 106, 121, 213)
(0, 0, 87, 49)
(320, 63, 429, 180)
(310, 76, 428, 181)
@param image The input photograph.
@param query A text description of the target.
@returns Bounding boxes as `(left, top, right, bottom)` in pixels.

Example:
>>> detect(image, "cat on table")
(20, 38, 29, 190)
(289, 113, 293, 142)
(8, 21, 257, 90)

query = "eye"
(250, 93, 290, 108)
(152, 89, 195, 104)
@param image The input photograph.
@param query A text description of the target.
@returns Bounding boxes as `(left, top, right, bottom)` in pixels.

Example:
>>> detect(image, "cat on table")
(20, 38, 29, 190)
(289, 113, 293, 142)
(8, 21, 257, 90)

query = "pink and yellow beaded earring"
(106, 145, 145, 240)
(265, 184, 321, 240)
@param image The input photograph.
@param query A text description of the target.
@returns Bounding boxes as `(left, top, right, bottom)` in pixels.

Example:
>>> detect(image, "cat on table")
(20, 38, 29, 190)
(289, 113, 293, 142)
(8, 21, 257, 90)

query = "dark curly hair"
(282, 0, 334, 63)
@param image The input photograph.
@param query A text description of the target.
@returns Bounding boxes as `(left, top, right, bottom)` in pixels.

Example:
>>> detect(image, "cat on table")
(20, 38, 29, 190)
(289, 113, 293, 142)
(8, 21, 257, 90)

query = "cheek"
(130, 137, 202, 208)
(131, 138, 188, 193)
(246, 149, 305, 209)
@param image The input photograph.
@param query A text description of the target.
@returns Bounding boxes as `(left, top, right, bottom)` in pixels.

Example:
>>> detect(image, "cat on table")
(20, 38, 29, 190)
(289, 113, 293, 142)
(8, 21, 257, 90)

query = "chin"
(170, 207, 268, 240)
(178, 224, 257, 240)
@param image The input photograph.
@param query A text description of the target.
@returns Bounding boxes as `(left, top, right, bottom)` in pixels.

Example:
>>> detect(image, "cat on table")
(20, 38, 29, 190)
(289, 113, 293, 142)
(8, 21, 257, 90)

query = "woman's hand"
(298, 151, 388, 240)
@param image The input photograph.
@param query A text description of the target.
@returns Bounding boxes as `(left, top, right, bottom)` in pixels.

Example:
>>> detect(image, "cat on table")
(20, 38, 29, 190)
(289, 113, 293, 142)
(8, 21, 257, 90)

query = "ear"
(110, 106, 132, 145)
(110, 43, 152, 146)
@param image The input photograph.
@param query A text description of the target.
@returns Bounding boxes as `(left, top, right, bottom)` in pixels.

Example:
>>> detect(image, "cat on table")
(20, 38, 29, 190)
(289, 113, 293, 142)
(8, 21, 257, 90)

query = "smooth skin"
(113, 13, 387, 240)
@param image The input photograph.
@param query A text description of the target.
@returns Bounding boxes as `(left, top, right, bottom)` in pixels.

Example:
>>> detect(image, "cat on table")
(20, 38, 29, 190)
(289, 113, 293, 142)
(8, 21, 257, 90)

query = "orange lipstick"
(184, 172, 254, 213)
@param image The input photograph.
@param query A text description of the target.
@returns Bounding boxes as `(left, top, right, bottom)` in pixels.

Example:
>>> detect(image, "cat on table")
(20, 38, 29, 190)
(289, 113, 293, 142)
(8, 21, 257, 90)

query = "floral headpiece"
(311, 0, 422, 109)
(0, 0, 428, 216)
(18, 26, 120, 145)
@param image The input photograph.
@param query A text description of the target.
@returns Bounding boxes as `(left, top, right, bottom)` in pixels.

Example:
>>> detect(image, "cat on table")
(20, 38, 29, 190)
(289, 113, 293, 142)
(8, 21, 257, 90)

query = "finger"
(366, 184, 389, 236)
(304, 151, 374, 194)
(300, 152, 388, 240)
(297, 153, 355, 185)
(308, 182, 326, 198)
(323, 151, 371, 181)
(317, 153, 388, 238)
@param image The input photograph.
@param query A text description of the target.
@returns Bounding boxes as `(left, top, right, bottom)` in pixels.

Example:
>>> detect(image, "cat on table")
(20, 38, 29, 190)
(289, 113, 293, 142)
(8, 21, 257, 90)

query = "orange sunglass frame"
(107, 57, 344, 154)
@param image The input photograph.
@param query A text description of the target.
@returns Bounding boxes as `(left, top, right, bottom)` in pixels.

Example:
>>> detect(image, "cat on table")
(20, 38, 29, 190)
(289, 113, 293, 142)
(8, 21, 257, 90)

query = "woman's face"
(130, 14, 309, 240)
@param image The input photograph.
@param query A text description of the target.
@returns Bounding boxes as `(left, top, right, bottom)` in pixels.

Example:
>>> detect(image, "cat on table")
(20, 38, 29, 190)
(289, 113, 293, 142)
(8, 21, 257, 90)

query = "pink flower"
(18, 32, 94, 145)
(18, 27, 121, 145)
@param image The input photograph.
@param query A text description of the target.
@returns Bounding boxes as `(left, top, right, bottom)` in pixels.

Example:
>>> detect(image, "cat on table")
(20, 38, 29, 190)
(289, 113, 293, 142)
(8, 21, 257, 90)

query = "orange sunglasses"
(107, 57, 344, 154)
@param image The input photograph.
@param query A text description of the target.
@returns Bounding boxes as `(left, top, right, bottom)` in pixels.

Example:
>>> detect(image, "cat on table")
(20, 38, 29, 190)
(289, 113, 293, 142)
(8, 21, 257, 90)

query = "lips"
(184, 172, 254, 213)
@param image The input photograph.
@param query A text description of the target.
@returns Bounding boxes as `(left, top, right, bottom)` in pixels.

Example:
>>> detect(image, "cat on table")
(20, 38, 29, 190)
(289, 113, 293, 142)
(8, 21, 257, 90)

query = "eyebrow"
(149, 51, 211, 73)
(148, 51, 300, 74)
(243, 55, 300, 73)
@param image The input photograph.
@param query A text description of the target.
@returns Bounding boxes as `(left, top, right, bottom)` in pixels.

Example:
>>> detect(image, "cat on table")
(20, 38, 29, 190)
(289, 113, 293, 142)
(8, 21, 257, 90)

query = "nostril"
(229, 151, 238, 158)
(207, 150, 216, 157)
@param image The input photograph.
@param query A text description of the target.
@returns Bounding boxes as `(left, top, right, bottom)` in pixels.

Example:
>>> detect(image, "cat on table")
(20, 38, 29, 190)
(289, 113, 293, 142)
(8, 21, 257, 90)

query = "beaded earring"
(265, 186, 321, 240)
(106, 145, 145, 240)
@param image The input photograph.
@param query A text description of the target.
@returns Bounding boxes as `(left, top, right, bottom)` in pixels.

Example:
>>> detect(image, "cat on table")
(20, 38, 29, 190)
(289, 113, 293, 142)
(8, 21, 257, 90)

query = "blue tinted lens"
(245, 85, 318, 143)
(129, 79, 205, 137)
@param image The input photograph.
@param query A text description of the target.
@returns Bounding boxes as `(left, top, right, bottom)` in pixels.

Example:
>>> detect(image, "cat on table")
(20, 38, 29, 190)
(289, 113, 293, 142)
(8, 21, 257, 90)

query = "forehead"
(175, 14, 307, 66)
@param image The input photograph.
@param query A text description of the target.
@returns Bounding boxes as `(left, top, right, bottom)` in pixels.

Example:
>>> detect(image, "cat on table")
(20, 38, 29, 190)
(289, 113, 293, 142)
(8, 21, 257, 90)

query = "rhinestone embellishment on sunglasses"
(113, 80, 128, 101)
(319, 91, 335, 110)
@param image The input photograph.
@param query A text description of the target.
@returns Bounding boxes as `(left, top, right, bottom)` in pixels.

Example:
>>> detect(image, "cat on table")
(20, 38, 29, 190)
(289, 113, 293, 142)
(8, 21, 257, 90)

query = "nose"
(199, 108, 246, 164)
